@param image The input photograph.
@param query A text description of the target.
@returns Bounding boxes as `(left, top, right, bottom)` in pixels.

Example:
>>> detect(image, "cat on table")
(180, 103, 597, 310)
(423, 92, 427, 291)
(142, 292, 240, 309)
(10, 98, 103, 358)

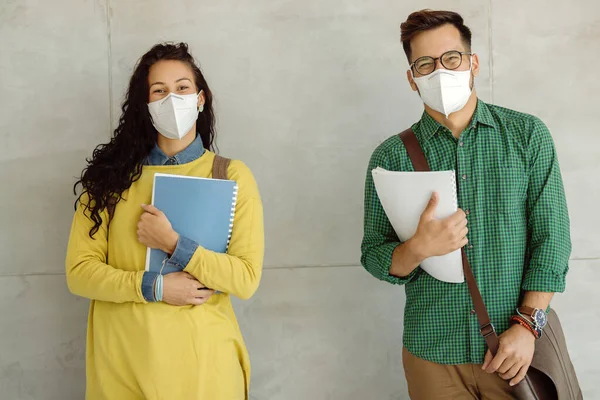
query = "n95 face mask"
(412, 67, 472, 118)
(148, 92, 202, 140)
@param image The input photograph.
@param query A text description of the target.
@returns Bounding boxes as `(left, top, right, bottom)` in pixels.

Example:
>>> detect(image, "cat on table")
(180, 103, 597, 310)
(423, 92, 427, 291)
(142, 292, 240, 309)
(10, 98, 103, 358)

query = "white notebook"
(371, 167, 464, 283)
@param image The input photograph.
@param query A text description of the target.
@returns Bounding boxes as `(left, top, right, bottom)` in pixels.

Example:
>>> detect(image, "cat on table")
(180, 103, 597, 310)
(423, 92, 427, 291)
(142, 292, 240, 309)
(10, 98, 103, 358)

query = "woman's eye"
(153, 89, 164, 94)
(178, 86, 189, 91)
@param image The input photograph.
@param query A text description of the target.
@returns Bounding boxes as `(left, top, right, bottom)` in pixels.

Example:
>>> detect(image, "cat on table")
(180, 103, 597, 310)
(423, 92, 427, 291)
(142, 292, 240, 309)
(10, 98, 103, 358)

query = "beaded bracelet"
(510, 315, 541, 339)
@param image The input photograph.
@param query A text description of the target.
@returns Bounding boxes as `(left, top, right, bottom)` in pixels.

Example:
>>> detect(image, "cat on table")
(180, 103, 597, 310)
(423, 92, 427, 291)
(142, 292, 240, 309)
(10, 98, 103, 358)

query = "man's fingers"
(481, 350, 493, 370)
(485, 353, 507, 374)
(499, 362, 522, 381)
(510, 363, 530, 387)
(421, 192, 439, 220)
(446, 208, 467, 225)
(497, 358, 513, 375)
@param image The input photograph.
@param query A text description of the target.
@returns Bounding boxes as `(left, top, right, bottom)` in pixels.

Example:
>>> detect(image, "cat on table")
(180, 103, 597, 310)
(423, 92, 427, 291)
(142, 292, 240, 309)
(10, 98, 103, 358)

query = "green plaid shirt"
(361, 100, 571, 365)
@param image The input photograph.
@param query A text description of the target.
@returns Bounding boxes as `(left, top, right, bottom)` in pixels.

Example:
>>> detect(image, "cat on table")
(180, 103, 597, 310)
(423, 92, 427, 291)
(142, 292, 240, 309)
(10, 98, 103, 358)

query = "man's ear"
(407, 69, 418, 92)
(471, 53, 480, 78)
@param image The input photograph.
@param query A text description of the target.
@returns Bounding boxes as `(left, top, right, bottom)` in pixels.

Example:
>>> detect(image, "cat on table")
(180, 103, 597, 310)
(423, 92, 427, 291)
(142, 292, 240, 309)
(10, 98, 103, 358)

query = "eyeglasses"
(410, 50, 472, 76)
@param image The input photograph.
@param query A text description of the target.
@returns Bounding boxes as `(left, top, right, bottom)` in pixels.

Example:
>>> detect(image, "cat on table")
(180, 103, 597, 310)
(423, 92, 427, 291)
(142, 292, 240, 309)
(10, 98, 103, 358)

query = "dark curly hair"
(74, 42, 216, 237)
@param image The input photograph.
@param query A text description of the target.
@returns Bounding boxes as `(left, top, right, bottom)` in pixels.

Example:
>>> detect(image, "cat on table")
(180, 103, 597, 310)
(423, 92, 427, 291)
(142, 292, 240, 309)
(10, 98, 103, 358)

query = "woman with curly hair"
(66, 42, 264, 399)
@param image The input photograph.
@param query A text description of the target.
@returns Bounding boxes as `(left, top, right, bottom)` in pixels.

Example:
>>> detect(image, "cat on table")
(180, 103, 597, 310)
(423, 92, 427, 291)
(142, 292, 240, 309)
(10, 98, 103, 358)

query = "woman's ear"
(198, 90, 205, 112)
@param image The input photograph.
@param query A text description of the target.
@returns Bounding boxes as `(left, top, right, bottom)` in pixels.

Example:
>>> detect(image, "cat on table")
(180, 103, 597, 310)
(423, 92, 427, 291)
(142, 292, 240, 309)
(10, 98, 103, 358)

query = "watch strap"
(517, 306, 537, 317)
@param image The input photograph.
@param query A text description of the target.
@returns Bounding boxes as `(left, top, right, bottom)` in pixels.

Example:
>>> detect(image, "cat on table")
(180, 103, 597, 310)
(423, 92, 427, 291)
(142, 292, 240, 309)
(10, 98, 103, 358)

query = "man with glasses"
(361, 9, 571, 399)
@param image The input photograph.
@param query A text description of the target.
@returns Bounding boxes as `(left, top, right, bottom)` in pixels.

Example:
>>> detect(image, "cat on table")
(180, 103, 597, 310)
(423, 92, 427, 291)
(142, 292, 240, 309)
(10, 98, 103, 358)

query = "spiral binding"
(225, 184, 239, 251)
(451, 171, 458, 208)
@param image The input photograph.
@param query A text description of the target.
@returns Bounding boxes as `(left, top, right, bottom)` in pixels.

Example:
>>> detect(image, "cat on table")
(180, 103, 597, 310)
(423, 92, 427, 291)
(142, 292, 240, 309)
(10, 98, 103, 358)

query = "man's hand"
(162, 272, 215, 306)
(412, 192, 469, 259)
(482, 324, 536, 386)
(137, 204, 179, 254)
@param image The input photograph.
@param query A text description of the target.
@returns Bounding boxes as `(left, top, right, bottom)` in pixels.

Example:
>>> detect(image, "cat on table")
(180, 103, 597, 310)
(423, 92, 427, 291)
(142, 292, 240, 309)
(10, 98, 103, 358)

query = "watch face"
(534, 310, 547, 328)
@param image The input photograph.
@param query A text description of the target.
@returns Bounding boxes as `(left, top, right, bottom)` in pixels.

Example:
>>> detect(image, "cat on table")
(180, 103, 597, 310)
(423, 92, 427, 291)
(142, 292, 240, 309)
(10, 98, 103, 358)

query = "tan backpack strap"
(212, 154, 231, 180)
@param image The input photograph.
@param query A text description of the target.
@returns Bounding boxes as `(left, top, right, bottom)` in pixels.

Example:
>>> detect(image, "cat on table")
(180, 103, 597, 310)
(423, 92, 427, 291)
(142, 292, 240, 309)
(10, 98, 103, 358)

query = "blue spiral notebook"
(145, 173, 238, 275)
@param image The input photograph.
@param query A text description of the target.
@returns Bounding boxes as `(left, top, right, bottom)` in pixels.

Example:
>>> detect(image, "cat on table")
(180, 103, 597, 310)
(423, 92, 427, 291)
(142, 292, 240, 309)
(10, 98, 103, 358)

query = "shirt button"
(468, 244, 474, 249)
(459, 141, 464, 147)
(470, 309, 476, 315)
(462, 174, 467, 180)
(465, 209, 470, 215)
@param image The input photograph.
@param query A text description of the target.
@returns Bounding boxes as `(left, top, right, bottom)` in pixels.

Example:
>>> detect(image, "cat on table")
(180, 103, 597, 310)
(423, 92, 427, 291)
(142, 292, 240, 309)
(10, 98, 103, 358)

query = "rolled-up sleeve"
(165, 235, 199, 272)
(522, 118, 571, 292)
(361, 147, 419, 285)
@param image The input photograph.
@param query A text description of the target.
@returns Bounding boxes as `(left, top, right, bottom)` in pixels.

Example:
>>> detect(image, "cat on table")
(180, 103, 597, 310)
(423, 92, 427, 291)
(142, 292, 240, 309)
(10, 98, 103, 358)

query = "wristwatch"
(517, 306, 548, 330)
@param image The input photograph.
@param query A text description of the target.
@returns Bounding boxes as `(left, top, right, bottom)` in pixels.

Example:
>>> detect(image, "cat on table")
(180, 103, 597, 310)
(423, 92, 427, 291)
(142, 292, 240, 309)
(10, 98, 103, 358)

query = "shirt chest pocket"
(480, 166, 528, 214)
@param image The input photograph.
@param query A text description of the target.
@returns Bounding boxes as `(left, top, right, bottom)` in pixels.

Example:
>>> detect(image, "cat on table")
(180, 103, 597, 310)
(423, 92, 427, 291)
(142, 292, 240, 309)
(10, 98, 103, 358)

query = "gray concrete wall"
(1, 1, 597, 399)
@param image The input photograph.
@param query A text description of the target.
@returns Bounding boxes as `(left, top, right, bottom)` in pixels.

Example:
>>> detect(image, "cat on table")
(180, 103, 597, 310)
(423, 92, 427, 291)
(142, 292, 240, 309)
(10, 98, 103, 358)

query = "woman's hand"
(162, 272, 215, 306)
(137, 204, 179, 254)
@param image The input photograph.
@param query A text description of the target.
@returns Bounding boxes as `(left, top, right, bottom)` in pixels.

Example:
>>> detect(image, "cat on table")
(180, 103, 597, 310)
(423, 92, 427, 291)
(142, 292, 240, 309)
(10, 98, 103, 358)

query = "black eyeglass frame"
(410, 51, 473, 76)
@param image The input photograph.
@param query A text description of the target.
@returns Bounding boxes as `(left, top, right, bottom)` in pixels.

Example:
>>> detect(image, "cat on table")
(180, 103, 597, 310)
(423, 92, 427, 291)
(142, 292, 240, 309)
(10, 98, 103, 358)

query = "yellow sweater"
(66, 151, 264, 400)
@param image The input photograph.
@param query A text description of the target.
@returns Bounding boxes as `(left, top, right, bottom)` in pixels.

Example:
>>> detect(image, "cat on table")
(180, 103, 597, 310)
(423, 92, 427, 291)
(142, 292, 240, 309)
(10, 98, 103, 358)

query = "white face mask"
(147, 92, 203, 140)
(412, 65, 472, 118)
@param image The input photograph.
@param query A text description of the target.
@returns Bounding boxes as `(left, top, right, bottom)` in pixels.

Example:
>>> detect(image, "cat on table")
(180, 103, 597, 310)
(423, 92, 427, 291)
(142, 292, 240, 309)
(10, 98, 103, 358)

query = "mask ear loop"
(467, 55, 475, 91)
(197, 90, 205, 113)
(159, 255, 168, 275)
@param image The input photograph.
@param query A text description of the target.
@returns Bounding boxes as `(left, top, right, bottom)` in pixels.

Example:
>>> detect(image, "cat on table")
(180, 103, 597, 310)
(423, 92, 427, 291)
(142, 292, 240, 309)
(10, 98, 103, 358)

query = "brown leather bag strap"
(461, 249, 500, 354)
(212, 154, 231, 180)
(399, 128, 431, 171)
(399, 128, 500, 355)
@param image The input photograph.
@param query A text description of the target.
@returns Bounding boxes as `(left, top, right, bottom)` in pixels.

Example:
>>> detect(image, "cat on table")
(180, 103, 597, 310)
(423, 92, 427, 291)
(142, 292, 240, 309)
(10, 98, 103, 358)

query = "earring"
(199, 104, 204, 112)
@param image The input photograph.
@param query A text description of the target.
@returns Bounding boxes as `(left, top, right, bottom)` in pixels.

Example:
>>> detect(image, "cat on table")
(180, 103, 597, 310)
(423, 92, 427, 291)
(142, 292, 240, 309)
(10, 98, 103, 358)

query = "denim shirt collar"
(146, 134, 205, 166)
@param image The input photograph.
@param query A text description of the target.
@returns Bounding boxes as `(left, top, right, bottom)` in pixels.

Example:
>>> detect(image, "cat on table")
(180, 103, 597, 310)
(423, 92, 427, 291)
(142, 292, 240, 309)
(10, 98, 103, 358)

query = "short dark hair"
(400, 9, 472, 61)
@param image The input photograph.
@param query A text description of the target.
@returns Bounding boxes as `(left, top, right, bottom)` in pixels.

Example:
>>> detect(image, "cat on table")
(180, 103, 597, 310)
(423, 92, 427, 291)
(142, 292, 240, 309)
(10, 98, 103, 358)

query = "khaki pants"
(402, 347, 517, 400)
